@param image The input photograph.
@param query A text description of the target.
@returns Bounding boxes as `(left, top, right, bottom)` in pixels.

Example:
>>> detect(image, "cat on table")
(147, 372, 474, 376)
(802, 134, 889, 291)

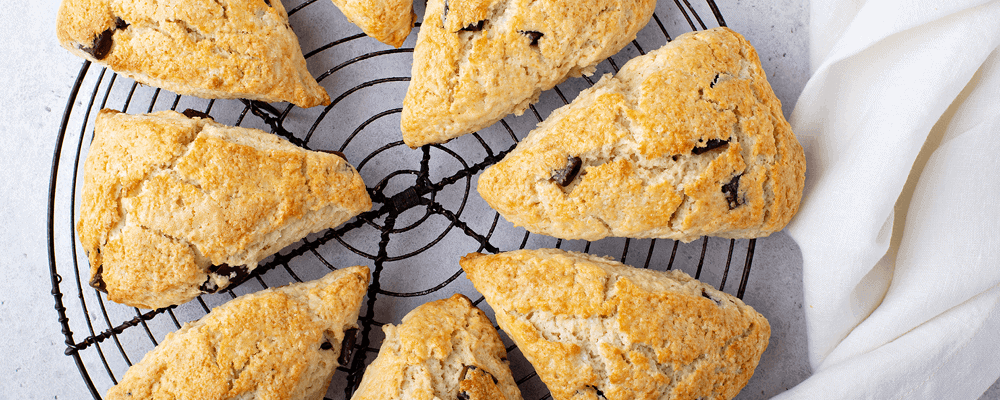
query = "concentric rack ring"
(47, 1, 761, 398)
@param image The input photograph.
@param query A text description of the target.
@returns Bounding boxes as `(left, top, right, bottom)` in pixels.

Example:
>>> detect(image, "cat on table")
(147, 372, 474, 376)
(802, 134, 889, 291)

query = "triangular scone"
(400, 0, 657, 148)
(461, 249, 770, 400)
(77, 109, 372, 309)
(351, 294, 522, 400)
(330, 0, 416, 48)
(106, 266, 370, 400)
(477, 27, 806, 242)
(56, 0, 330, 108)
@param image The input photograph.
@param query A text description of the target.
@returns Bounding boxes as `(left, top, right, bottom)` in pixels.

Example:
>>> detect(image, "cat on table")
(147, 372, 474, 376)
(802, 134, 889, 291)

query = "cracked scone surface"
(461, 249, 770, 400)
(477, 27, 806, 242)
(56, 0, 330, 108)
(330, 0, 415, 47)
(351, 294, 522, 400)
(77, 109, 372, 309)
(400, 0, 656, 148)
(106, 266, 370, 400)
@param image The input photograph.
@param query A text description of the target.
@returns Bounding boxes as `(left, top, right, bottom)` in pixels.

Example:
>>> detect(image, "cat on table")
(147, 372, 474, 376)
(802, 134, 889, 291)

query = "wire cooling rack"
(47, 0, 760, 398)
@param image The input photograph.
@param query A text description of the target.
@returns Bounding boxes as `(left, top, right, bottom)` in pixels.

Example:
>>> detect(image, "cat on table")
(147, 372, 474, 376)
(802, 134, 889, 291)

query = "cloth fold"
(776, 0, 1000, 398)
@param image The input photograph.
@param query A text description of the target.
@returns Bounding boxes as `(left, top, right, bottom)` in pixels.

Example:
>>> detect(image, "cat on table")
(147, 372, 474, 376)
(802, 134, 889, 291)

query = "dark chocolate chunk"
(587, 385, 608, 400)
(338, 328, 359, 365)
(457, 393, 470, 400)
(200, 278, 219, 294)
(181, 109, 212, 120)
(520, 30, 544, 45)
(460, 364, 478, 380)
(80, 18, 129, 60)
(320, 341, 333, 350)
(460, 20, 485, 32)
(90, 266, 107, 293)
(210, 263, 250, 281)
(691, 139, 729, 155)
(264, 0, 272, 6)
(443, 0, 449, 23)
(550, 156, 582, 187)
(722, 174, 743, 210)
(710, 73, 720, 88)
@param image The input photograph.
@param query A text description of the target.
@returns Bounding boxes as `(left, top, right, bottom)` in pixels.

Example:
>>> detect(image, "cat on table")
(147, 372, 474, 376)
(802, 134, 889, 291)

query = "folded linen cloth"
(776, 0, 1000, 398)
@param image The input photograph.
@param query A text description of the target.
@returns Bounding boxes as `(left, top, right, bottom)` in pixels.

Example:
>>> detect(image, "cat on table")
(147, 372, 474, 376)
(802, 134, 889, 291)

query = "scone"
(77, 109, 372, 309)
(477, 27, 805, 242)
(400, 0, 657, 148)
(106, 266, 370, 400)
(56, 0, 330, 108)
(350, 294, 522, 400)
(461, 249, 770, 400)
(329, 0, 416, 47)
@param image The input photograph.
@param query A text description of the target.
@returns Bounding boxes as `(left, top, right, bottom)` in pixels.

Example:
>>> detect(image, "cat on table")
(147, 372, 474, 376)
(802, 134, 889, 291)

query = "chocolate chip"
(722, 174, 742, 209)
(710, 73, 720, 88)
(80, 18, 129, 60)
(442, 0, 449, 25)
(264, 0, 272, 6)
(181, 109, 212, 120)
(338, 328, 359, 365)
(691, 139, 729, 155)
(210, 263, 250, 281)
(457, 393, 470, 400)
(199, 278, 219, 294)
(550, 156, 582, 187)
(460, 364, 477, 380)
(460, 20, 485, 32)
(320, 341, 333, 350)
(587, 385, 608, 400)
(520, 30, 544, 45)
(90, 266, 107, 293)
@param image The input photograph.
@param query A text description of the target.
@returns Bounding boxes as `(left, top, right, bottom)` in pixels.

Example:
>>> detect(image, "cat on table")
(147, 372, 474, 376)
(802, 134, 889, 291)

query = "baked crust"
(461, 249, 770, 400)
(56, 0, 330, 108)
(330, 0, 416, 47)
(77, 109, 372, 309)
(351, 294, 522, 400)
(400, 0, 656, 148)
(477, 27, 806, 242)
(106, 266, 370, 400)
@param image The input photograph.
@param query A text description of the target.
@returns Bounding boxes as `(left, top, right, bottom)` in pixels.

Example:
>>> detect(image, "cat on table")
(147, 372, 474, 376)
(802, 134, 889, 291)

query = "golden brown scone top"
(330, 0, 416, 47)
(400, 0, 657, 148)
(77, 109, 371, 309)
(351, 294, 522, 400)
(56, 0, 330, 108)
(106, 266, 371, 400)
(477, 27, 806, 242)
(461, 249, 770, 400)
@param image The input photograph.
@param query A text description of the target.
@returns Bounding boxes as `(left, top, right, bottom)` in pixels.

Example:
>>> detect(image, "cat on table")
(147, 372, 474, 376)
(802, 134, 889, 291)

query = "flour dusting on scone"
(461, 249, 770, 400)
(330, 0, 416, 47)
(477, 27, 806, 242)
(77, 109, 372, 309)
(350, 294, 522, 400)
(400, 0, 657, 148)
(106, 266, 370, 400)
(56, 0, 330, 108)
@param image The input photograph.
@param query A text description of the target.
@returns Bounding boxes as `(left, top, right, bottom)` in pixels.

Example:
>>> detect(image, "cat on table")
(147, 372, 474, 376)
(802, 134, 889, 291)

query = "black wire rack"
(47, 1, 759, 398)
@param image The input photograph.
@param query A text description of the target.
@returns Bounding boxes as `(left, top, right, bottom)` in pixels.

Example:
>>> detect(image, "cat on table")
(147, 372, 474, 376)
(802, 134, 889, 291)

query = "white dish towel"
(775, 0, 1000, 398)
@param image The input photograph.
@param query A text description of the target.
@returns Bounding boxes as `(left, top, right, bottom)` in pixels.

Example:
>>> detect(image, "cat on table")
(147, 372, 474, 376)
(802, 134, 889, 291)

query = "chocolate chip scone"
(400, 0, 657, 148)
(56, 0, 330, 108)
(329, 0, 416, 47)
(350, 294, 522, 400)
(77, 109, 371, 309)
(106, 266, 370, 400)
(477, 27, 806, 242)
(461, 249, 770, 400)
